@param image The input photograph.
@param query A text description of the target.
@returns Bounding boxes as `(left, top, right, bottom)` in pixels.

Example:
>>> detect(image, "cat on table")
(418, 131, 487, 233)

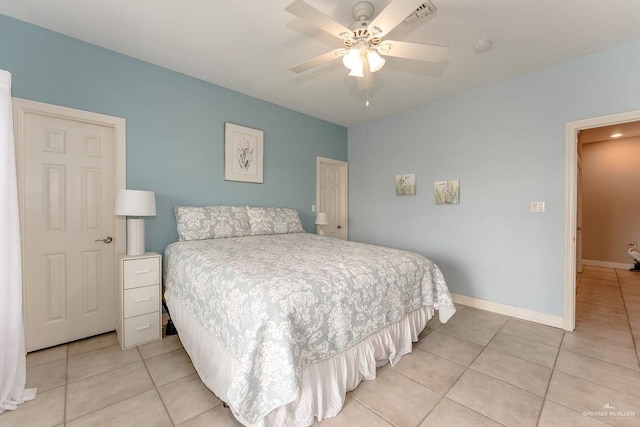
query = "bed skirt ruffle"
(166, 294, 435, 426)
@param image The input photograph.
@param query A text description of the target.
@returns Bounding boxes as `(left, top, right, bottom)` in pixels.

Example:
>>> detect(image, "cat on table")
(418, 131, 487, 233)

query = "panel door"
(21, 110, 117, 351)
(317, 157, 348, 240)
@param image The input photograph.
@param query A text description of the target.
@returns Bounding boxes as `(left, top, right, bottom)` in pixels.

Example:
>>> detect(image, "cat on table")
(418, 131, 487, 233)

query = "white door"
(14, 99, 126, 352)
(316, 157, 348, 240)
(576, 146, 584, 274)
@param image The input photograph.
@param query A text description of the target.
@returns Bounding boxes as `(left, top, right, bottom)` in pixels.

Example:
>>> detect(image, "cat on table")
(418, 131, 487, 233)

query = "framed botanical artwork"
(434, 179, 460, 204)
(395, 173, 416, 195)
(224, 122, 264, 183)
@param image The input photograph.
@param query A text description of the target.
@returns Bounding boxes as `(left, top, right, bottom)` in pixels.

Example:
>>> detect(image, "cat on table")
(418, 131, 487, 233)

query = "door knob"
(95, 236, 113, 243)
(337, 225, 342, 229)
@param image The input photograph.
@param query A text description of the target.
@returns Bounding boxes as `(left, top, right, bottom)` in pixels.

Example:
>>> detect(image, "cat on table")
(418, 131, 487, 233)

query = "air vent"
(405, 1, 436, 23)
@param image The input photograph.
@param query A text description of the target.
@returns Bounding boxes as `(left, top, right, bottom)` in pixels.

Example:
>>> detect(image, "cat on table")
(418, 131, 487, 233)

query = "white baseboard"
(582, 259, 634, 270)
(451, 293, 564, 329)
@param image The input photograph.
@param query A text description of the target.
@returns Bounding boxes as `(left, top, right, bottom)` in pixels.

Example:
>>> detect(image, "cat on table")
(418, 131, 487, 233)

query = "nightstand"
(116, 252, 162, 349)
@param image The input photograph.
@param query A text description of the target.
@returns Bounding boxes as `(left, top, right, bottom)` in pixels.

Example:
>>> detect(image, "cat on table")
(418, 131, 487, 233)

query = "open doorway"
(564, 110, 640, 331)
(578, 122, 640, 270)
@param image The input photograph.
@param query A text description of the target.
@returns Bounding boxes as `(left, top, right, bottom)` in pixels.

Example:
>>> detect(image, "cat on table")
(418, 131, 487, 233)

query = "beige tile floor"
(3, 265, 640, 426)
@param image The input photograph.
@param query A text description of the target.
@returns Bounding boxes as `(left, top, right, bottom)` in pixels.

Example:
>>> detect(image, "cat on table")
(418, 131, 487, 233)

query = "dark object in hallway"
(628, 243, 640, 271)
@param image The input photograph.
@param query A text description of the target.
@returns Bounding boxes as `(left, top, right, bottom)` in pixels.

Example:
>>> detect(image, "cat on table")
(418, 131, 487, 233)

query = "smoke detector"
(474, 38, 492, 53)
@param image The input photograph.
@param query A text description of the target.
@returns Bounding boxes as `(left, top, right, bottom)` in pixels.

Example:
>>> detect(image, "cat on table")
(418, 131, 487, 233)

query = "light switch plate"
(531, 201, 545, 212)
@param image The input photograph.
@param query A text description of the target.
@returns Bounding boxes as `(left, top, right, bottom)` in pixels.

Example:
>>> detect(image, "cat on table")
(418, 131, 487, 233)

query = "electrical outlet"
(311, 205, 316, 213)
(531, 202, 545, 212)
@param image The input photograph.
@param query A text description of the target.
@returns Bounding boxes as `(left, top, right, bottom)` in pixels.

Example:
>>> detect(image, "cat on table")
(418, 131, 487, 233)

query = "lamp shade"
(315, 212, 329, 225)
(342, 49, 361, 70)
(114, 189, 157, 216)
(348, 62, 364, 77)
(367, 50, 386, 72)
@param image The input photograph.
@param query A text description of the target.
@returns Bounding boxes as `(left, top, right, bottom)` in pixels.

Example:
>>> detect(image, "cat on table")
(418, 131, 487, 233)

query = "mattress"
(164, 233, 455, 425)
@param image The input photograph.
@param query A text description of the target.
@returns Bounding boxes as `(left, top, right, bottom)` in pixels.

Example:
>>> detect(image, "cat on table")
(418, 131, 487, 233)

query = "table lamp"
(115, 189, 156, 255)
(315, 212, 328, 236)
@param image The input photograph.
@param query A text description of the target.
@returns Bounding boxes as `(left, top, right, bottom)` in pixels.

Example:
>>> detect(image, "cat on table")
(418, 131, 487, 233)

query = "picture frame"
(434, 179, 460, 204)
(395, 173, 416, 195)
(224, 122, 264, 183)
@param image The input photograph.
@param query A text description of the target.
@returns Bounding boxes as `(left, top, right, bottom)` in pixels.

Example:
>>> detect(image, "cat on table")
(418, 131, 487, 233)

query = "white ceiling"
(2, 0, 640, 127)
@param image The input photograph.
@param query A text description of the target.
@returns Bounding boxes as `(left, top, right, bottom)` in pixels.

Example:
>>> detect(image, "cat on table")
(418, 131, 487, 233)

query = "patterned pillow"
(175, 206, 251, 241)
(247, 207, 305, 236)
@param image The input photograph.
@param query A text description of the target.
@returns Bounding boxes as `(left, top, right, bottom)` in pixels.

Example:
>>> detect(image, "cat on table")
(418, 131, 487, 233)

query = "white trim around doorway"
(564, 109, 640, 331)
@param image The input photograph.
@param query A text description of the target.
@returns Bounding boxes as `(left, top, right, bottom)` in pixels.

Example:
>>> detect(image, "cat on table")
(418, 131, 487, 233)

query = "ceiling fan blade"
(378, 40, 449, 62)
(286, 0, 353, 40)
(367, 0, 426, 38)
(289, 49, 347, 73)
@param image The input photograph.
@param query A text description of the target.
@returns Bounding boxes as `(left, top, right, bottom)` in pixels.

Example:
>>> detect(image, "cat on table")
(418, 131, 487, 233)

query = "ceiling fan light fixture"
(342, 48, 361, 70)
(367, 50, 385, 72)
(348, 61, 364, 77)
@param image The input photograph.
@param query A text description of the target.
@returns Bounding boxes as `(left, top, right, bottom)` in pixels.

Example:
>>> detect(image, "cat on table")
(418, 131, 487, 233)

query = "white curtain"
(0, 70, 36, 414)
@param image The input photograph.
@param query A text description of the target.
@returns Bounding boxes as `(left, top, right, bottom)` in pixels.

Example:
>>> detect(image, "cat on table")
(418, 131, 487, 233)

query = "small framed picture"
(396, 173, 416, 195)
(434, 179, 460, 204)
(224, 122, 263, 183)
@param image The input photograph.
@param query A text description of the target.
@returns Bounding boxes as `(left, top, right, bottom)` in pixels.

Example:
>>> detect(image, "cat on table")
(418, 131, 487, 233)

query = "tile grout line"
(63, 335, 167, 425)
(349, 319, 450, 426)
(411, 323, 451, 426)
(436, 319, 560, 370)
(559, 347, 639, 371)
(63, 362, 150, 422)
(66, 358, 141, 385)
(615, 268, 640, 371)
(137, 345, 177, 426)
(417, 313, 508, 426)
(535, 329, 565, 426)
(346, 394, 396, 427)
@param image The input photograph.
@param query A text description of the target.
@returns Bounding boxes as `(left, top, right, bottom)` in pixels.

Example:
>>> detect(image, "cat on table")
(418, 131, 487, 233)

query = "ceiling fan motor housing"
(343, 29, 380, 50)
(351, 1, 374, 28)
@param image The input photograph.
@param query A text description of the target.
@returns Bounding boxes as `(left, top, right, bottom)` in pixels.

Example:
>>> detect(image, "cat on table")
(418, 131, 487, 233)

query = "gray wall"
(348, 40, 640, 317)
(0, 15, 348, 254)
(582, 137, 640, 264)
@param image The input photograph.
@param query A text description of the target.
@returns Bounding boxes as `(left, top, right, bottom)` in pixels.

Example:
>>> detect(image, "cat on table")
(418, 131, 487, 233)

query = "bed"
(163, 206, 455, 426)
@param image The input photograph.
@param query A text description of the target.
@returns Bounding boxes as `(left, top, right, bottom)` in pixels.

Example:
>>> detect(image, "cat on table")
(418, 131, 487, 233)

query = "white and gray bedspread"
(164, 233, 455, 423)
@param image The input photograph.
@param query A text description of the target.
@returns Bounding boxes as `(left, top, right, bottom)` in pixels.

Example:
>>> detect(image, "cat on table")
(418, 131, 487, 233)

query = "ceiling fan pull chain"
(366, 70, 370, 107)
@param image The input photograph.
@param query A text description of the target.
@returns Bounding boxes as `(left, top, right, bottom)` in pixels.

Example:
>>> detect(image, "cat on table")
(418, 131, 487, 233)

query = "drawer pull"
(134, 297, 152, 303)
(135, 324, 151, 331)
(135, 269, 152, 274)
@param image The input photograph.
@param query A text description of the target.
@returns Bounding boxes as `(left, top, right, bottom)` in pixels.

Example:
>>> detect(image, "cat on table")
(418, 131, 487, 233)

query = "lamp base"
(127, 218, 146, 256)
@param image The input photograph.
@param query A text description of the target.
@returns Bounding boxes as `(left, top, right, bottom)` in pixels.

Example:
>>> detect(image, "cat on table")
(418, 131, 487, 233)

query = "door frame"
(316, 156, 348, 239)
(13, 98, 127, 323)
(564, 108, 640, 331)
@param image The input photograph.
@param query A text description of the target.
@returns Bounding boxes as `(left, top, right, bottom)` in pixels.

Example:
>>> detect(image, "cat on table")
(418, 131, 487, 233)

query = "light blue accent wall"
(349, 40, 640, 317)
(0, 15, 347, 254)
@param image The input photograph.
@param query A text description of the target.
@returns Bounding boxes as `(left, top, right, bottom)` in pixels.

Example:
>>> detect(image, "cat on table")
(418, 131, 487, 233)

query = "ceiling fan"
(285, 0, 449, 79)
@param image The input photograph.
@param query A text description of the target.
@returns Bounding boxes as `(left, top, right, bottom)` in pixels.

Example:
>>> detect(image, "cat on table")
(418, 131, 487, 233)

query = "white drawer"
(123, 257, 159, 289)
(124, 312, 160, 348)
(124, 285, 159, 318)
